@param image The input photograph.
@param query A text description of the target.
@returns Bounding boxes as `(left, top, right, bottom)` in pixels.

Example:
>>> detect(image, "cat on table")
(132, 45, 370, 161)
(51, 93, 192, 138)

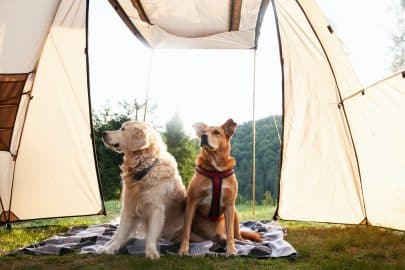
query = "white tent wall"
(0, 0, 61, 222)
(274, 0, 405, 230)
(273, 0, 366, 224)
(344, 72, 405, 231)
(0, 0, 104, 223)
(0, 1, 60, 73)
(289, 0, 364, 98)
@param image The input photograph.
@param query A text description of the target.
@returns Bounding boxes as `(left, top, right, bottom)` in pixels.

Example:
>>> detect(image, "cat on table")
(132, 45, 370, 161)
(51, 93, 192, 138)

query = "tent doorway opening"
(89, 0, 283, 216)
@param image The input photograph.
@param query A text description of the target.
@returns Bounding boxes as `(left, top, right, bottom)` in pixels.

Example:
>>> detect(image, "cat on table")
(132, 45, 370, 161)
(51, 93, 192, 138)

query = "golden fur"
(179, 119, 262, 256)
(97, 121, 186, 259)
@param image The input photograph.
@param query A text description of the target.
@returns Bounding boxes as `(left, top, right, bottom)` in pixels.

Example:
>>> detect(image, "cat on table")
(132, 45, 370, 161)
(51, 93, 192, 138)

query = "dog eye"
(121, 127, 125, 131)
(213, 130, 220, 135)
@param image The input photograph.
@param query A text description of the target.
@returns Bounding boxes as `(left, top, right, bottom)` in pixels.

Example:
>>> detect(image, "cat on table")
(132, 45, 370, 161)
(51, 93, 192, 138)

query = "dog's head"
(193, 118, 237, 152)
(102, 121, 153, 153)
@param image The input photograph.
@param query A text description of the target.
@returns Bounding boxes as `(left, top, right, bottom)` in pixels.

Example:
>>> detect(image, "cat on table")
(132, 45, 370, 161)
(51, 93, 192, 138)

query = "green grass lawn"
(1, 201, 404, 269)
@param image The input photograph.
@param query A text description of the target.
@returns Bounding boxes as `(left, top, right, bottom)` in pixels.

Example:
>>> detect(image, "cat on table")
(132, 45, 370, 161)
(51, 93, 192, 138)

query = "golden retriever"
(179, 119, 262, 256)
(97, 121, 186, 259)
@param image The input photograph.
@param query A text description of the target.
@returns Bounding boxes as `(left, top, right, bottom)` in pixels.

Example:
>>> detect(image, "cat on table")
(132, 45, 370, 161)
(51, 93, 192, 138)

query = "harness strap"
(195, 166, 234, 221)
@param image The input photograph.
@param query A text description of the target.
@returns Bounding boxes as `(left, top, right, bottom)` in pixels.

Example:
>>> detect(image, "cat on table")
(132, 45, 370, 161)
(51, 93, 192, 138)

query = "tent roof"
(108, 0, 269, 49)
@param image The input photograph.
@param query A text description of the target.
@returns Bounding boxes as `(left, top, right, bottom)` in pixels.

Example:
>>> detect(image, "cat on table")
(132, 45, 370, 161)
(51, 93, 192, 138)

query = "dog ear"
(221, 118, 237, 138)
(127, 132, 139, 152)
(127, 127, 149, 151)
(192, 122, 207, 137)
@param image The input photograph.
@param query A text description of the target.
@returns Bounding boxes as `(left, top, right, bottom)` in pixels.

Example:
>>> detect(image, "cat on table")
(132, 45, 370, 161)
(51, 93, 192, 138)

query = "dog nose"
(200, 133, 208, 147)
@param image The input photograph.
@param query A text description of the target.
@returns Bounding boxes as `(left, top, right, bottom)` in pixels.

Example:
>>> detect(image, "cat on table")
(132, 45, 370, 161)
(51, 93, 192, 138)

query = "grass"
(235, 203, 275, 221)
(1, 201, 404, 269)
(0, 201, 120, 255)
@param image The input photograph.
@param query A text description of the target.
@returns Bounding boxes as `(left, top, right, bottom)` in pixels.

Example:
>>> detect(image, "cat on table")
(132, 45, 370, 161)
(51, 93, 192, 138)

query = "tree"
(93, 111, 129, 201)
(391, 0, 405, 72)
(163, 113, 199, 187)
(118, 99, 153, 122)
(231, 116, 282, 203)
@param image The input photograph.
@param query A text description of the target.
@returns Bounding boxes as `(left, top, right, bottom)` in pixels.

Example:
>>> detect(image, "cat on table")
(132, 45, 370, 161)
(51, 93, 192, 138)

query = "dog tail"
(240, 231, 263, 242)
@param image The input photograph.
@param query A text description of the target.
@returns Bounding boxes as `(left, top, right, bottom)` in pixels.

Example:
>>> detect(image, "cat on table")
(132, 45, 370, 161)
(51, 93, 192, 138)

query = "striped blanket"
(15, 219, 297, 259)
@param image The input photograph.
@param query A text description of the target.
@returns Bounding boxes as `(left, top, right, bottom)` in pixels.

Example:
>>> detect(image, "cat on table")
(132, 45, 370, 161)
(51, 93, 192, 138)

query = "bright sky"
(88, 0, 398, 135)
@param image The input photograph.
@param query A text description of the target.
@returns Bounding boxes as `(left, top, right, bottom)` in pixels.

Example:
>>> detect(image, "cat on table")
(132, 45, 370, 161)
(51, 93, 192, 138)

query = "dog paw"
(96, 245, 118, 255)
(178, 246, 189, 256)
(145, 247, 160, 260)
(226, 244, 236, 255)
(235, 237, 251, 244)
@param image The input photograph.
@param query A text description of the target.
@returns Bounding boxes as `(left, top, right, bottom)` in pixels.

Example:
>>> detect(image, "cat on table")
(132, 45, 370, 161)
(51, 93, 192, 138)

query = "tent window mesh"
(0, 74, 28, 151)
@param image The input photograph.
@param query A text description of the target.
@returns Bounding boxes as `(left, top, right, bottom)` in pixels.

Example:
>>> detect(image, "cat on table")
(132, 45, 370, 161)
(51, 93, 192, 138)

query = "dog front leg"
(97, 210, 136, 254)
(224, 205, 236, 255)
(178, 198, 198, 255)
(233, 209, 243, 240)
(145, 206, 165, 260)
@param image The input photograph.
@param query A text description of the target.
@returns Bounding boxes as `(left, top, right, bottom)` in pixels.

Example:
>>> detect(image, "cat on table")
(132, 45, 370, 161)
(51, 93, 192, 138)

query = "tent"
(0, 0, 105, 225)
(1, 0, 404, 231)
(104, 0, 405, 231)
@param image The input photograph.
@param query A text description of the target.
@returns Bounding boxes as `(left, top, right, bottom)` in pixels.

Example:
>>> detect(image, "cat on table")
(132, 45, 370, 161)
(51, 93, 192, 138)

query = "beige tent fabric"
(10, 74, 35, 154)
(275, 0, 366, 224)
(4, 0, 103, 221)
(0, 0, 57, 220)
(344, 72, 405, 230)
(0, 0, 60, 73)
(294, 0, 363, 98)
(113, 0, 263, 49)
(0, 152, 13, 216)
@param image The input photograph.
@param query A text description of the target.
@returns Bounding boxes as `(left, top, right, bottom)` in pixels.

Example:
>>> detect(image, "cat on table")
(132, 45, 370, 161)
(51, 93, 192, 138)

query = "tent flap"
(0, 0, 104, 223)
(275, 0, 405, 230)
(274, 0, 366, 224)
(344, 72, 405, 230)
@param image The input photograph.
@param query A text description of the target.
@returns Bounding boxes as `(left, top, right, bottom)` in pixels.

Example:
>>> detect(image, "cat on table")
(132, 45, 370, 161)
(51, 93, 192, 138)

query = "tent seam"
(341, 69, 405, 103)
(107, 0, 151, 48)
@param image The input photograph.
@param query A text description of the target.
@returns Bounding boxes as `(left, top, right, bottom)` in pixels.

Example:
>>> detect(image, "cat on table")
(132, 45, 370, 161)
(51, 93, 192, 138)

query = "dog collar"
(132, 159, 159, 181)
(195, 166, 234, 221)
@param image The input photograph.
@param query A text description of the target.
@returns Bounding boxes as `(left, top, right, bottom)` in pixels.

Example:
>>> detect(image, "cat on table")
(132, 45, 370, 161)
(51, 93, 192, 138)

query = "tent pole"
(251, 49, 257, 216)
(143, 48, 154, 122)
(272, 115, 281, 144)
(271, 0, 285, 221)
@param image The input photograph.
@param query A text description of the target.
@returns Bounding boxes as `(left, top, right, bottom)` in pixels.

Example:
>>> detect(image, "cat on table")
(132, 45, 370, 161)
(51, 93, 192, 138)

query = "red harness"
(195, 166, 234, 221)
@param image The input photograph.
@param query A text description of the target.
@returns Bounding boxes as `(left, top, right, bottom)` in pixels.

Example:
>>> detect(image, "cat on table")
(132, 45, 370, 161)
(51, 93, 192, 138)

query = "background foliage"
(163, 113, 199, 188)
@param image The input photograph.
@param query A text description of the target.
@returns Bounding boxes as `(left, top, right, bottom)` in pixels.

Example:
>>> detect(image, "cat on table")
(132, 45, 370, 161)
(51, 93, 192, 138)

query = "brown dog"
(178, 119, 261, 255)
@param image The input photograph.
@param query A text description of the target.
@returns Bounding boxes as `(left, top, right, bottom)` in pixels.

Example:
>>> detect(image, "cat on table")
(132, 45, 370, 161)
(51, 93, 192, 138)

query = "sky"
(88, 0, 398, 135)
